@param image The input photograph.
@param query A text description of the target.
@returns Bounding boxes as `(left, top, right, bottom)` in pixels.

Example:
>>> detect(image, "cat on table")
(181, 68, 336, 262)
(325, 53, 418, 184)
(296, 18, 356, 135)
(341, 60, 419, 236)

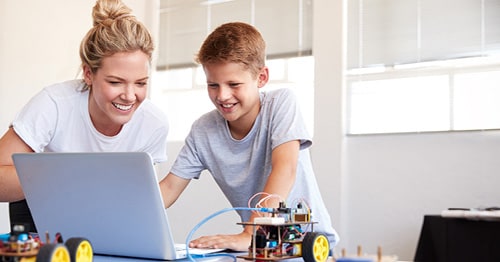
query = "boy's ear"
(257, 66, 269, 88)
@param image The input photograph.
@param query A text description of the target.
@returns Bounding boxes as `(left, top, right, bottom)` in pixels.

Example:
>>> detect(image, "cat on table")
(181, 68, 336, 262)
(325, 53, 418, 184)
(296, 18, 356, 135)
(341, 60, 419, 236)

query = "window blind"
(157, 0, 313, 69)
(347, 0, 500, 69)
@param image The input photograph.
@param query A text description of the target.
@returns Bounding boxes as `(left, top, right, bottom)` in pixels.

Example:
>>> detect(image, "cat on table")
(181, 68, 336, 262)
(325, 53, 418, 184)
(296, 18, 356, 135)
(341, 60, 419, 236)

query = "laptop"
(12, 152, 223, 260)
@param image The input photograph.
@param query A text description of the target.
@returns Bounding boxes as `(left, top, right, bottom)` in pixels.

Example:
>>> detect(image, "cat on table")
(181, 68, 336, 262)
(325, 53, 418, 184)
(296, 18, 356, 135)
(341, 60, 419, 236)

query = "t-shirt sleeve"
(169, 124, 205, 180)
(11, 89, 57, 152)
(144, 124, 169, 164)
(269, 88, 312, 150)
(137, 102, 170, 164)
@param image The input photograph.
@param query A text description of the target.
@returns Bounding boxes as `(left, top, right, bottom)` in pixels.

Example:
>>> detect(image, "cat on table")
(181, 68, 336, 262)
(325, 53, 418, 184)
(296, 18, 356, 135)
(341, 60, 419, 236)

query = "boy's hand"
(188, 231, 252, 251)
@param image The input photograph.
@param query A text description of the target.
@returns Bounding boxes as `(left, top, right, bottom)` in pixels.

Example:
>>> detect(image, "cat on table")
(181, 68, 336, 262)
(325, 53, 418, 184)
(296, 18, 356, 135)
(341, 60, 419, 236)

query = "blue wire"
(185, 207, 274, 262)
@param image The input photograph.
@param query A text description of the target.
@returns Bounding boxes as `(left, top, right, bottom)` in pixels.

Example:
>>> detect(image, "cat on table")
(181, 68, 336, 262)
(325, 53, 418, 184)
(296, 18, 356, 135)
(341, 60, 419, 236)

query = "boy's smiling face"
(204, 62, 268, 138)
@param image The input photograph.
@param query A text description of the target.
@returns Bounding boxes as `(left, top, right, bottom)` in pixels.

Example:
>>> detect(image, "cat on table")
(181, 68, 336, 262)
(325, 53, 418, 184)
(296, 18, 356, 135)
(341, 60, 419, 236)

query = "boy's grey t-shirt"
(170, 88, 339, 246)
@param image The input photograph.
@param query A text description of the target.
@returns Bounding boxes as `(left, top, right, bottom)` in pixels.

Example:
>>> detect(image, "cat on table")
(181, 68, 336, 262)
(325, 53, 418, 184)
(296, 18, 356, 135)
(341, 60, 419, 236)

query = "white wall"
(343, 131, 500, 259)
(2, 1, 500, 261)
(0, 0, 9, 234)
(313, 0, 345, 256)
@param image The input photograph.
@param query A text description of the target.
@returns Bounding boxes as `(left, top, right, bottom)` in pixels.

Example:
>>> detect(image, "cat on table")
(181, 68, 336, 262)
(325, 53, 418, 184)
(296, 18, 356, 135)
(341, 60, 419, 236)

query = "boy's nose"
(217, 86, 232, 100)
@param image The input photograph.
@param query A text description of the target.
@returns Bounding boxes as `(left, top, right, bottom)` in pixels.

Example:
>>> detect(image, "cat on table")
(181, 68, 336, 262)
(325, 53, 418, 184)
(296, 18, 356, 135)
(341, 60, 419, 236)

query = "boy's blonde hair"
(196, 22, 266, 78)
(79, 0, 154, 88)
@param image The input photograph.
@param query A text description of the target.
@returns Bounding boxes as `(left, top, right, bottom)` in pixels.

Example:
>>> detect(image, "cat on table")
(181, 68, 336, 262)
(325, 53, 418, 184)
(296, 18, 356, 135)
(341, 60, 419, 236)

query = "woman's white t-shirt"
(11, 79, 169, 163)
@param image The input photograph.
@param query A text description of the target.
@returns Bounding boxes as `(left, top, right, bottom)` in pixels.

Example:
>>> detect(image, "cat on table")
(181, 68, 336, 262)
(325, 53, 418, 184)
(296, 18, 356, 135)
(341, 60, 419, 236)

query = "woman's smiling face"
(84, 50, 150, 136)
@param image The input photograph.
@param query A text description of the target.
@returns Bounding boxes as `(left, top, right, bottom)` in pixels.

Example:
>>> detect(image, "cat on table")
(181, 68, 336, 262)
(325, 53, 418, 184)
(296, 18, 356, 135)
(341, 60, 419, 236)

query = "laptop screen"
(13, 152, 180, 260)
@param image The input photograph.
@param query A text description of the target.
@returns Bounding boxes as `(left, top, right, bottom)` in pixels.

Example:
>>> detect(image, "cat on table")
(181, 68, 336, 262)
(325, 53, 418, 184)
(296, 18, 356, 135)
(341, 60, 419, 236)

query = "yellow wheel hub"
(75, 240, 93, 262)
(312, 235, 330, 262)
(51, 245, 70, 262)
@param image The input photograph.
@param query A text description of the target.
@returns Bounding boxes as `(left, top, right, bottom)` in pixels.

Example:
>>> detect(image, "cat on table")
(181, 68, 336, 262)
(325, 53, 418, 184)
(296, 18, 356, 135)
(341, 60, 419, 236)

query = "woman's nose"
(121, 85, 135, 101)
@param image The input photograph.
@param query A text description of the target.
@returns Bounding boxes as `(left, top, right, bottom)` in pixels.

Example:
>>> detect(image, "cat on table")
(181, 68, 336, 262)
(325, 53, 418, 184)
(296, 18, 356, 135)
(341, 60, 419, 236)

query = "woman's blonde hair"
(79, 0, 154, 89)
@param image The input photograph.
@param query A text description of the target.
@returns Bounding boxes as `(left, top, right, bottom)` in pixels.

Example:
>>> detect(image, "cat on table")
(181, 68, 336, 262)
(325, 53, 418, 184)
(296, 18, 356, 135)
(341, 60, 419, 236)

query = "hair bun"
(92, 0, 134, 27)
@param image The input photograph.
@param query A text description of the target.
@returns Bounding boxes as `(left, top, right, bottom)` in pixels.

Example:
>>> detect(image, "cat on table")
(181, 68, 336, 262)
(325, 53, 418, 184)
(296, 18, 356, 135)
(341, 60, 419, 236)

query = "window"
(347, 0, 500, 134)
(152, 0, 314, 141)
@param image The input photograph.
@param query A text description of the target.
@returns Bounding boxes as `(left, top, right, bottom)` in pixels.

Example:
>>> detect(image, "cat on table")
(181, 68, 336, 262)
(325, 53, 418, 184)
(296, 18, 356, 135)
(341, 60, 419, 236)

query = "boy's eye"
(207, 83, 218, 88)
(137, 82, 147, 87)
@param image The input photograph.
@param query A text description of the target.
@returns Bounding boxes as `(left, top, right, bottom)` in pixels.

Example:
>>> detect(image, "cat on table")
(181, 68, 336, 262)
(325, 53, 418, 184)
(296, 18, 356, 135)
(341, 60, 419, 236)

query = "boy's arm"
(159, 172, 191, 208)
(262, 139, 300, 204)
(0, 127, 34, 201)
(244, 139, 300, 229)
(189, 140, 301, 251)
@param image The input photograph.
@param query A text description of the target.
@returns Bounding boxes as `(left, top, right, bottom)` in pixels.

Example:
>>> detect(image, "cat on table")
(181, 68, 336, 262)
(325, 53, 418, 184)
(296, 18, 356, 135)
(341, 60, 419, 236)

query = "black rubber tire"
(36, 243, 70, 262)
(65, 237, 93, 262)
(302, 232, 330, 262)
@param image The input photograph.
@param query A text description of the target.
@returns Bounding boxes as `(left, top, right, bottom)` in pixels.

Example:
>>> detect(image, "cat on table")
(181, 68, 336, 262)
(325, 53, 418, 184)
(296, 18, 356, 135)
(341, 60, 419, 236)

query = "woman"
(0, 0, 169, 232)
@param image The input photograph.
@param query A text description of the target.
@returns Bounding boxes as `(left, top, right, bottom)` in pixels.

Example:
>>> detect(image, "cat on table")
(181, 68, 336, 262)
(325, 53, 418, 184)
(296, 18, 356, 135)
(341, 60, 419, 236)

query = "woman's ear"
(257, 66, 269, 88)
(82, 64, 93, 86)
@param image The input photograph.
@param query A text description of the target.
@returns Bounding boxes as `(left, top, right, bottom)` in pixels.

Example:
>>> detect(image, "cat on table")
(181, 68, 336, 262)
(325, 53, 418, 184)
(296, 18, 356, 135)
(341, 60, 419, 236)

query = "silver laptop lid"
(13, 152, 179, 260)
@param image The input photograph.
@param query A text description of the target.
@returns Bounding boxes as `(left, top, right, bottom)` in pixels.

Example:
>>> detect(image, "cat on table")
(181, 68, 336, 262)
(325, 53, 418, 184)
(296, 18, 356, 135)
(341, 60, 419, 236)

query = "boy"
(159, 22, 338, 252)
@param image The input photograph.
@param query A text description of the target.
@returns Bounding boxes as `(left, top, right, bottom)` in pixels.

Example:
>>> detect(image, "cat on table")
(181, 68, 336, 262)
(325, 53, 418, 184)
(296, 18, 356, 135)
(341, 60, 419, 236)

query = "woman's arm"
(0, 127, 34, 201)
